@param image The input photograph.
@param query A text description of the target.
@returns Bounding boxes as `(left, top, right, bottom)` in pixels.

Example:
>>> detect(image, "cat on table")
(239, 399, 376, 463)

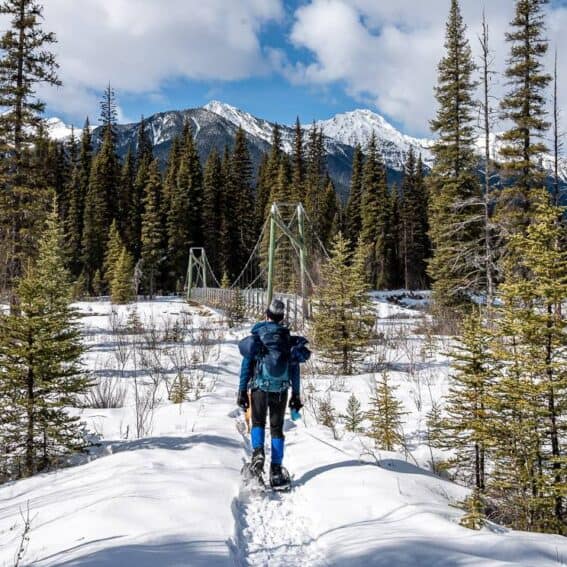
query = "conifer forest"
(1, 0, 567, 564)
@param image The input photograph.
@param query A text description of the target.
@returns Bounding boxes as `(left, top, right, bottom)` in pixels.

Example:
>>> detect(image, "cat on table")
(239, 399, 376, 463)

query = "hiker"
(237, 298, 310, 489)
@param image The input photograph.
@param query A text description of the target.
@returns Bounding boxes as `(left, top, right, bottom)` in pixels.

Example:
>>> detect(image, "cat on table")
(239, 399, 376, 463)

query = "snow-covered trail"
(1, 300, 567, 566)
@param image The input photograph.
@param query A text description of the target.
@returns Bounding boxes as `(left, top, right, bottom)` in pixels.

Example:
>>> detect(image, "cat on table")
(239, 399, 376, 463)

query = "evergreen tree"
(499, 0, 551, 234)
(0, 207, 88, 479)
(341, 393, 365, 433)
(135, 115, 153, 167)
(228, 127, 255, 275)
(489, 190, 567, 533)
(0, 0, 61, 306)
(400, 148, 430, 290)
(141, 160, 164, 298)
(311, 233, 374, 374)
(443, 311, 495, 491)
(202, 148, 224, 278)
(305, 126, 327, 236)
(359, 134, 395, 289)
(103, 220, 123, 287)
(99, 82, 118, 142)
(110, 245, 135, 304)
(345, 145, 364, 246)
(427, 0, 483, 309)
(366, 371, 406, 451)
(119, 149, 135, 247)
(167, 122, 203, 287)
(292, 117, 305, 201)
(81, 128, 118, 291)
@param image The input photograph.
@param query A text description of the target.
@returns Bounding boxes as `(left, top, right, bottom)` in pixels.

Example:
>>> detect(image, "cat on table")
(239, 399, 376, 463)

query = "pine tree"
(141, 160, 164, 298)
(227, 127, 255, 275)
(167, 122, 202, 287)
(305, 126, 327, 237)
(118, 149, 135, 247)
(341, 393, 365, 433)
(427, 0, 483, 309)
(292, 117, 305, 201)
(202, 149, 224, 278)
(359, 134, 395, 289)
(311, 233, 374, 374)
(345, 145, 364, 247)
(366, 371, 406, 451)
(81, 128, 118, 292)
(110, 245, 135, 304)
(99, 83, 118, 143)
(0, 0, 61, 306)
(0, 206, 88, 479)
(443, 311, 495, 491)
(489, 190, 567, 533)
(499, 0, 551, 234)
(400, 148, 429, 290)
(103, 220, 123, 287)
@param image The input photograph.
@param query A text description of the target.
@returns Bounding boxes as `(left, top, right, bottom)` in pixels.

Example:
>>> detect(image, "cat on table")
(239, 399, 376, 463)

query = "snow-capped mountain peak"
(314, 109, 434, 171)
(204, 100, 286, 149)
(45, 117, 79, 141)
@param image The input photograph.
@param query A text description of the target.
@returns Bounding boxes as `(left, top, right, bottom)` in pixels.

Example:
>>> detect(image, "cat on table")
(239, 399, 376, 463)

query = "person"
(237, 298, 310, 489)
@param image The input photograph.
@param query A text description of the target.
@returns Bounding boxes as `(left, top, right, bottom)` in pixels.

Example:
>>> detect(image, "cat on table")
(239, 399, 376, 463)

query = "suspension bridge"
(186, 202, 328, 328)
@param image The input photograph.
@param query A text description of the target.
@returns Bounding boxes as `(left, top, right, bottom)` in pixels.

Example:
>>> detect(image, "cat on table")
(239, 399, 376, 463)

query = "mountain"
(49, 101, 566, 199)
(315, 109, 434, 171)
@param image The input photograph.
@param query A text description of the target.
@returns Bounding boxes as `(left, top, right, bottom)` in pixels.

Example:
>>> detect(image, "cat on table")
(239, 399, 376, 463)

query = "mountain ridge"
(46, 101, 567, 193)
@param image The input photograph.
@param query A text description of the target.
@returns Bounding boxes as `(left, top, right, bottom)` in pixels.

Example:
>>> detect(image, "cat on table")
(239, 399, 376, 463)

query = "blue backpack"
(253, 325, 292, 393)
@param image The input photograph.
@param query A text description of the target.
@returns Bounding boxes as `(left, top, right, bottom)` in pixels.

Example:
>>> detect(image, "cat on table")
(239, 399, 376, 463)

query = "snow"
(316, 109, 435, 169)
(45, 117, 79, 141)
(1, 296, 566, 566)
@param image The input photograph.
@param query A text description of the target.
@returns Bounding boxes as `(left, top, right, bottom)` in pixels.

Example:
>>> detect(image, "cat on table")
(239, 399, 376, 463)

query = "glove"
(237, 390, 249, 410)
(289, 393, 303, 411)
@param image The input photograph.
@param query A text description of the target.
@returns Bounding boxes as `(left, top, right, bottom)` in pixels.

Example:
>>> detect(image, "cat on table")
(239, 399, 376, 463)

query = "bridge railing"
(189, 287, 311, 329)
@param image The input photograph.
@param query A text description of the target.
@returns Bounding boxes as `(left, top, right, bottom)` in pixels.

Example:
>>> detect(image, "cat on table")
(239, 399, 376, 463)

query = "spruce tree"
(443, 311, 495, 491)
(81, 129, 118, 292)
(311, 233, 374, 374)
(341, 393, 365, 433)
(366, 371, 406, 451)
(111, 245, 135, 304)
(103, 220, 123, 288)
(305, 126, 327, 236)
(292, 117, 305, 202)
(427, 0, 483, 309)
(118, 149, 135, 247)
(141, 160, 164, 298)
(499, 0, 551, 234)
(359, 134, 395, 289)
(99, 83, 118, 143)
(489, 190, 567, 533)
(400, 148, 429, 290)
(167, 122, 202, 287)
(0, 207, 88, 479)
(0, 0, 61, 306)
(202, 148, 224, 278)
(228, 127, 255, 275)
(345, 145, 364, 247)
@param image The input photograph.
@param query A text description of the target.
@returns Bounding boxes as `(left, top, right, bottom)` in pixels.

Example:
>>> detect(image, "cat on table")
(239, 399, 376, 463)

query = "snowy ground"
(1, 296, 566, 566)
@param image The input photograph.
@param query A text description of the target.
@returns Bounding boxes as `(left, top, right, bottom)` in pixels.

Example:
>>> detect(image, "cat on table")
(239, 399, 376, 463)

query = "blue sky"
(35, 0, 567, 137)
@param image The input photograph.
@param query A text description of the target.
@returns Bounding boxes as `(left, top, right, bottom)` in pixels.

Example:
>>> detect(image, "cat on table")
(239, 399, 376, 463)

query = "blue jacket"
(238, 321, 309, 394)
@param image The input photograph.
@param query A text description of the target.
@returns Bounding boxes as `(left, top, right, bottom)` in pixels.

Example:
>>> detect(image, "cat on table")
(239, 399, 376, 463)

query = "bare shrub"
(84, 375, 127, 408)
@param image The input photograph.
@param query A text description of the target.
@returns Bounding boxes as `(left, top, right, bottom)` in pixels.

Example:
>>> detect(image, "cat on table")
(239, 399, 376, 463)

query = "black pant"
(251, 389, 288, 439)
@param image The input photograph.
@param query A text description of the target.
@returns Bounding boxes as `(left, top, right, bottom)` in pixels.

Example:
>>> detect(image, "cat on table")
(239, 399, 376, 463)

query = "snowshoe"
(269, 464, 291, 492)
(241, 448, 266, 491)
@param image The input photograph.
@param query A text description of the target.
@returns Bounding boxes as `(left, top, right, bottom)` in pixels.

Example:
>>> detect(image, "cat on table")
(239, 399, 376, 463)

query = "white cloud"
(284, 0, 567, 137)
(33, 0, 283, 122)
